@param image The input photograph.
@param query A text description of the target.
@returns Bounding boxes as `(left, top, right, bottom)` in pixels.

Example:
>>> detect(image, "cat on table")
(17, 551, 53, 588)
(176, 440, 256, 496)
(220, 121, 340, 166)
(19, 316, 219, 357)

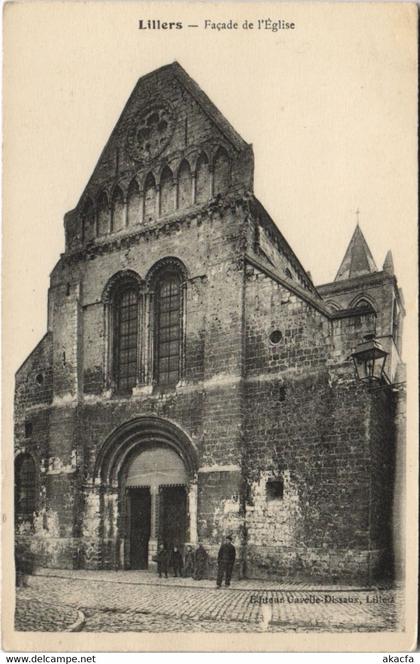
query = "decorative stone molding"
(101, 269, 144, 304)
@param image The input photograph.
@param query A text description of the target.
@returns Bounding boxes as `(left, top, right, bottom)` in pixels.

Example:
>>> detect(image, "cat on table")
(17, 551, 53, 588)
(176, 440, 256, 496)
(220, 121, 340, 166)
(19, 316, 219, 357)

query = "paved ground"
(15, 596, 81, 632)
(15, 569, 403, 633)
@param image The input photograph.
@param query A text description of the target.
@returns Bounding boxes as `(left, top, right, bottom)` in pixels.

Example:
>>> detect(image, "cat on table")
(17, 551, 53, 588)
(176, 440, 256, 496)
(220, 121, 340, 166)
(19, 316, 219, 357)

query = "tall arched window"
(155, 270, 182, 387)
(97, 191, 110, 236)
(81, 198, 95, 243)
(144, 173, 156, 221)
(113, 285, 139, 392)
(127, 179, 141, 226)
(15, 454, 37, 522)
(195, 153, 210, 204)
(111, 186, 125, 232)
(160, 166, 174, 216)
(213, 147, 231, 195)
(177, 159, 192, 209)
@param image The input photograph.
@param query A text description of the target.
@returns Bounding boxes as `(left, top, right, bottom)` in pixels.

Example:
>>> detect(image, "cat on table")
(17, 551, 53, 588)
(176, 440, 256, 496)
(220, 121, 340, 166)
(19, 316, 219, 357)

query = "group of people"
(155, 536, 236, 587)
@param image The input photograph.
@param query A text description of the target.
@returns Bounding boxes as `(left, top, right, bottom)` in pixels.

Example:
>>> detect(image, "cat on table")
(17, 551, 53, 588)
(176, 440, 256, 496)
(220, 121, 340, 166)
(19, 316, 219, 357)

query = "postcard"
(3, 1, 418, 652)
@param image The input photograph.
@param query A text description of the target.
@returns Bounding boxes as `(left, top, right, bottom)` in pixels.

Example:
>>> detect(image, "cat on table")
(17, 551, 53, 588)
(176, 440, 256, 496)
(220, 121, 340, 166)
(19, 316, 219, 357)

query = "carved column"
(123, 197, 128, 228)
(188, 480, 198, 544)
(173, 178, 178, 211)
(144, 292, 154, 386)
(155, 185, 160, 220)
(180, 281, 187, 383)
(137, 292, 145, 385)
(139, 191, 144, 225)
(103, 303, 113, 393)
(102, 488, 119, 569)
(191, 174, 196, 205)
(148, 485, 159, 566)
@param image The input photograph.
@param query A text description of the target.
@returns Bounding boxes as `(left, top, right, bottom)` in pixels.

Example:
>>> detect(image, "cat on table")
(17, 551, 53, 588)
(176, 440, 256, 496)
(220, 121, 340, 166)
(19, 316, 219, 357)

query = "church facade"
(14, 63, 405, 583)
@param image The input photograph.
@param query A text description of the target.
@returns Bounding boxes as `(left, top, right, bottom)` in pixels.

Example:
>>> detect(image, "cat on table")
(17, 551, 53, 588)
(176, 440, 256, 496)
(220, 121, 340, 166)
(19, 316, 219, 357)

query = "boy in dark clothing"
(193, 543, 208, 580)
(171, 546, 183, 577)
(216, 535, 236, 588)
(183, 545, 194, 577)
(156, 544, 169, 578)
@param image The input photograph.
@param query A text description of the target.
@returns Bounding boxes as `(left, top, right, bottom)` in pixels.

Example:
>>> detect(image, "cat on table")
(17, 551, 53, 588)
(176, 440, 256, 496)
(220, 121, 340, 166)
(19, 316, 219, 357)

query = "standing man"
(193, 542, 208, 580)
(216, 535, 236, 588)
(156, 543, 169, 579)
(183, 544, 195, 578)
(171, 545, 184, 577)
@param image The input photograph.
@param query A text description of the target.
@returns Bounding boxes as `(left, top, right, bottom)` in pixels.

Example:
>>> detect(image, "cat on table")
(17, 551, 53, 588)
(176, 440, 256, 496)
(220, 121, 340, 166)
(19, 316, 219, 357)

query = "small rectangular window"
(266, 478, 284, 501)
(24, 422, 33, 438)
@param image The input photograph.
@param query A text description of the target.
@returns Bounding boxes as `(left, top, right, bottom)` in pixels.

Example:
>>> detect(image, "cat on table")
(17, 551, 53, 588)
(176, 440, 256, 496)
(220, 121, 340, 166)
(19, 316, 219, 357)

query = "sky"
(4, 2, 417, 377)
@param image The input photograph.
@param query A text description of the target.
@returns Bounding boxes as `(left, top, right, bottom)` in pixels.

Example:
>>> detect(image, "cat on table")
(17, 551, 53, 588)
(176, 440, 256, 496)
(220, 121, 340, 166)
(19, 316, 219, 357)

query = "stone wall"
(242, 264, 394, 582)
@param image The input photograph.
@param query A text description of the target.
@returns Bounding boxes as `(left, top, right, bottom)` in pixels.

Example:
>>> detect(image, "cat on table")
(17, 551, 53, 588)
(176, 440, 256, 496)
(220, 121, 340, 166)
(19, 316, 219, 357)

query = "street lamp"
(351, 334, 388, 383)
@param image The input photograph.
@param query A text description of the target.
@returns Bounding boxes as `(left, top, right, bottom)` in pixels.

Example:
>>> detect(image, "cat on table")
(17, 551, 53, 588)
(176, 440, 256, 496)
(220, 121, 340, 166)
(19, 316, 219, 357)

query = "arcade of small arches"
(326, 295, 377, 314)
(81, 147, 232, 243)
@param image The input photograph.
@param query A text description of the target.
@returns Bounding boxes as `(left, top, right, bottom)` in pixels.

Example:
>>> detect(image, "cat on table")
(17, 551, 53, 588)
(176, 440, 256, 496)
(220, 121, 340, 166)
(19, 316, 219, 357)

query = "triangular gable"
(77, 62, 249, 208)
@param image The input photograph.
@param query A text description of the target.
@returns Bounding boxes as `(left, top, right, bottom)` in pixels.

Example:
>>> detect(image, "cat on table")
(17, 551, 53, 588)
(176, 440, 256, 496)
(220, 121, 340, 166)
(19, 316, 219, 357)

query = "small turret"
(383, 250, 395, 275)
(334, 224, 377, 281)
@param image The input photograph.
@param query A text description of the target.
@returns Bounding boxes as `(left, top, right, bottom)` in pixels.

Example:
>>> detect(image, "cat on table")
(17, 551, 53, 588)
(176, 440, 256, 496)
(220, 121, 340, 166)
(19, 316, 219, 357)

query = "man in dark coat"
(171, 545, 183, 577)
(183, 545, 194, 577)
(216, 535, 236, 588)
(156, 543, 169, 578)
(193, 542, 208, 580)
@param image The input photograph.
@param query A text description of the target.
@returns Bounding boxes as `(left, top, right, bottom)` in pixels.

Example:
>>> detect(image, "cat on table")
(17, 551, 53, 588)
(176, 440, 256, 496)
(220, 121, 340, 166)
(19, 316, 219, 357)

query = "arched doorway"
(124, 446, 188, 569)
(93, 416, 198, 570)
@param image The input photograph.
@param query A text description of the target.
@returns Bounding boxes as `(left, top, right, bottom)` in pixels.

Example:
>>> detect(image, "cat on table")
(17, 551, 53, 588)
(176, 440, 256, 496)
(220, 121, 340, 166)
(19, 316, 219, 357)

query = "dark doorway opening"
(128, 487, 151, 569)
(159, 485, 187, 550)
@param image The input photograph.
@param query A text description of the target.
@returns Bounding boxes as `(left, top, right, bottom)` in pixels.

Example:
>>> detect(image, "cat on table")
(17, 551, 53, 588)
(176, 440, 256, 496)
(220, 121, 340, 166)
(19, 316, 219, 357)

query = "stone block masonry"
(14, 63, 404, 583)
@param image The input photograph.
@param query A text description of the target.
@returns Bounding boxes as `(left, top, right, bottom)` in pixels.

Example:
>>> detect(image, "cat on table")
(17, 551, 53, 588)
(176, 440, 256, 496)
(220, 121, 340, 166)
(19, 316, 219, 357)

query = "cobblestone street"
(15, 569, 403, 633)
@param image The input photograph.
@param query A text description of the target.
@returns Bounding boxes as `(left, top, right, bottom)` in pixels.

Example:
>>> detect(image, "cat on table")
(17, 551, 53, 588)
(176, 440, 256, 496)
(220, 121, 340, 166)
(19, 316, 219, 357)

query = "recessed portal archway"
(124, 446, 188, 569)
(94, 416, 198, 570)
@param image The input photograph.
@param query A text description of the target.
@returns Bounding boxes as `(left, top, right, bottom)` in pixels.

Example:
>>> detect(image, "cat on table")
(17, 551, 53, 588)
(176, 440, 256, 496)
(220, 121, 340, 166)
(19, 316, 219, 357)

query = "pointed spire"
(334, 225, 378, 281)
(383, 250, 394, 275)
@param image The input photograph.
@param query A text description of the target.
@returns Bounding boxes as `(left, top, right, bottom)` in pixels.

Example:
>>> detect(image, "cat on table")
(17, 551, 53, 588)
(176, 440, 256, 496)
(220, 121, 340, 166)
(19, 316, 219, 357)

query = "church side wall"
(243, 266, 380, 582)
(367, 389, 397, 580)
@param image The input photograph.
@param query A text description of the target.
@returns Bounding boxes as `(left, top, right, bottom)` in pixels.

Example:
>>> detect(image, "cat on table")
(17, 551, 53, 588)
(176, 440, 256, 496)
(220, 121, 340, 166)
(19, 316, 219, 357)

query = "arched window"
(144, 173, 156, 222)
(354, 298, 375, 313)
(81, 198, 95, 243)
(15, 454, 37, 522)
(352, 297, 376, 333)
(213, 147, 231, 196)
(111, 187, 125, 232)
(113, 284, 139, 393)
(160, 166, 174, 216)
(97, 191, 110, 236)
(326, 301, 340, 312)
(154, 270, 182, 387)
(127, 179, 141, 227)
(177, 159, 192, 209)
(195, 153, 210, 204)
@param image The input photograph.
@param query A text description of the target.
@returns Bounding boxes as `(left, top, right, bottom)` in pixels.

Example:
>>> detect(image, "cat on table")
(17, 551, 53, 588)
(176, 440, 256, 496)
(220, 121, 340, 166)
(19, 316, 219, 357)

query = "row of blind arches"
(82, 148, 231, 243)
(326, 296, 376, 313)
